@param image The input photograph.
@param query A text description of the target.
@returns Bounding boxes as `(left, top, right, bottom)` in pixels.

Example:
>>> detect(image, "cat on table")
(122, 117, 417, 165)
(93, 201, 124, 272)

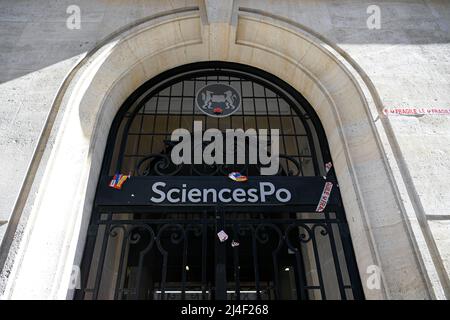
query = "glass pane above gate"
(108, 69, 325, 178)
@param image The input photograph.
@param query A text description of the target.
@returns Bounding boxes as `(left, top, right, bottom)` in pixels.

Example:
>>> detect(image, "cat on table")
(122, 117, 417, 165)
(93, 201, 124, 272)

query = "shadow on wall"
(0, 0, 199, 84)
(0, 0, 450, 83)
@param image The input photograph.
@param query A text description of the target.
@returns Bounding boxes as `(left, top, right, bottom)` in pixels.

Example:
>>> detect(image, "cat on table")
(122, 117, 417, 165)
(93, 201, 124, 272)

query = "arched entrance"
(76, 62, 364, 300)
(4, 7, 436, 300)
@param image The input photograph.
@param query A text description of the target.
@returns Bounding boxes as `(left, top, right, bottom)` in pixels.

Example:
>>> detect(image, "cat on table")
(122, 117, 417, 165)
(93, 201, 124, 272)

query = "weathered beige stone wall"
(0, 0, 449, 300)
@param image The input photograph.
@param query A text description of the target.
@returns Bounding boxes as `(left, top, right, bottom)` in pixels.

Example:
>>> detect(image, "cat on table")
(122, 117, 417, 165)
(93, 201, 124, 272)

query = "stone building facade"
(0, 0, 449, 300)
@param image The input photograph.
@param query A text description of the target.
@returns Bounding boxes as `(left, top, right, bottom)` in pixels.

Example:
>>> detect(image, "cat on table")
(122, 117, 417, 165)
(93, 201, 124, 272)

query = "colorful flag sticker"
(228, 172, 248, 182)
(109, 173, 130, 190)
(316, 182, 333, 213)
(217, 230, 229, 242)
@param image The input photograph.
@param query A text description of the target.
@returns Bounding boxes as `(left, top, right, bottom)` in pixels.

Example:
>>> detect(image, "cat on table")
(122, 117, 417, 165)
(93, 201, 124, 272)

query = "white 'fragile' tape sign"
(316, 182, 333, 213)
(383, 108, 450, 116)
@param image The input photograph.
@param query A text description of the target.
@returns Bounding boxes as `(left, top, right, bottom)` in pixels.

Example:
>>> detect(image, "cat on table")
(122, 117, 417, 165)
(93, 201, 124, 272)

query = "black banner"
(96, 176, 338, 208)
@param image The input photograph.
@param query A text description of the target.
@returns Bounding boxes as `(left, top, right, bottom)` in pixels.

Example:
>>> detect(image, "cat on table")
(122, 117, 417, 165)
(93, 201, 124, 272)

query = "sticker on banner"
(231, 240, 240, 247)
(228, 172, 248, 182)
(325, 162, 332, 174)
(217, 230, 228, 242)
(323, 162, 332, 179)
(109, 173, 130, 190)
(316, 182, 333, 213)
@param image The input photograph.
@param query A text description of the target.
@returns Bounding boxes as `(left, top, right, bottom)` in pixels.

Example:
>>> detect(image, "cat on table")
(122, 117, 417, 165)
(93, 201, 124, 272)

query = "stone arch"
(3, 6, 436, 299)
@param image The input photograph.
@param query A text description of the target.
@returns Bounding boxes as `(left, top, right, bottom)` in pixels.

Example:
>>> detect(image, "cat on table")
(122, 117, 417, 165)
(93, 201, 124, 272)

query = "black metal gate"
(75, 62, 364, 300)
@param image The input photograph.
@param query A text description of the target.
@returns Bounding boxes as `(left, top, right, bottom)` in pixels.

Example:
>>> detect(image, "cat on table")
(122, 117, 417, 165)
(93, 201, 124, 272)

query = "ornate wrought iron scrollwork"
(284, 223, 313, 253)
(254, 223, 284, 254)
(135, 152, 302, 176)
(276, 154, 302, 176)
(109, 225, 126, 238)
(186, 223, 203, 237)
(136, 154, 182, 176)
(155, 224, 186, 255)
(312, 223, 329, 237)
(191, 163, 221, 176)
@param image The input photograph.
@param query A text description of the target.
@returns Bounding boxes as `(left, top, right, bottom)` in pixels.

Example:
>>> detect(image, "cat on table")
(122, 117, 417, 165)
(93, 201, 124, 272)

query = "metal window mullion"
(113, 226, 132, 300)
(251, 226, 261, 300)
(335, 208, 365, 300)
(310, 226, 327, 300)
(181, 226, 188, 300)
(232, 223, 241, 300)
(148, 95, 160, 165)
(323, 211, 347, 300)
(190, 78, 197, 175)
(201, 211, 208, 300)
(288, 100, 308, 177)
(132, 102, 147, 175)
(275, 94, 291, 175)
(92, 214, 112, 299)
(164, 85, 173, 141)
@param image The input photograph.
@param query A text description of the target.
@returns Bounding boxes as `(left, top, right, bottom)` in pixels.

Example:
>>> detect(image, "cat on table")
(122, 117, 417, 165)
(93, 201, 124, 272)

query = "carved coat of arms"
(196, 83, 241, 117)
